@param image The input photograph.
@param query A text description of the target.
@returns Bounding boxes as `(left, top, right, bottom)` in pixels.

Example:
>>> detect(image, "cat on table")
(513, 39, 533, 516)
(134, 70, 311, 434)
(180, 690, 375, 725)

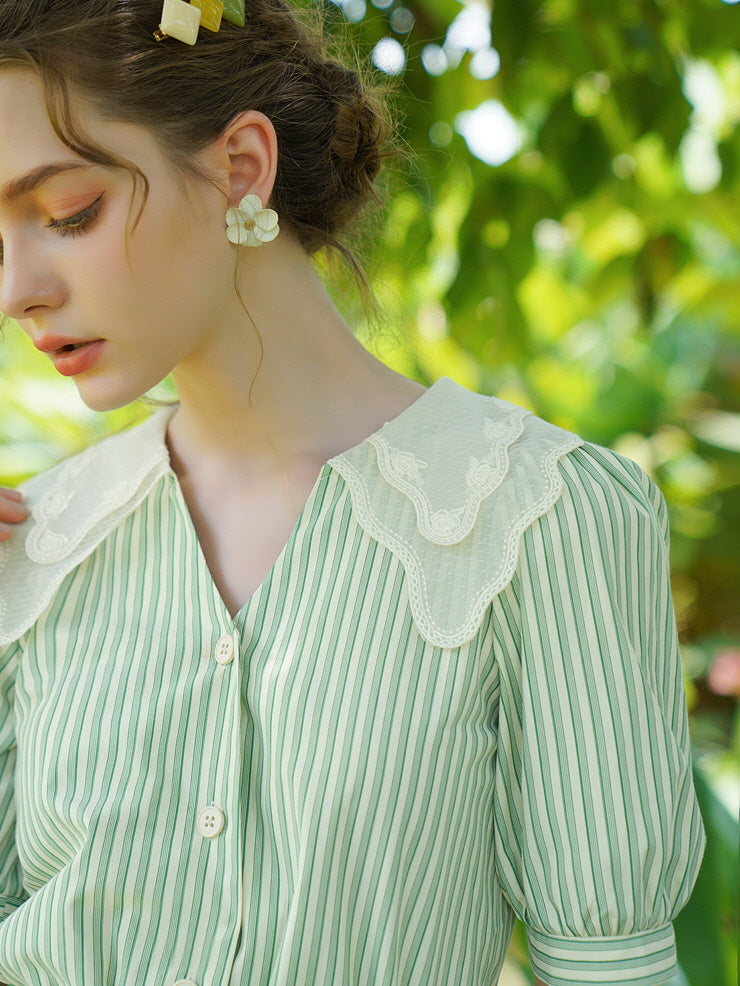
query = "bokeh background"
(0, 0, 738, 982)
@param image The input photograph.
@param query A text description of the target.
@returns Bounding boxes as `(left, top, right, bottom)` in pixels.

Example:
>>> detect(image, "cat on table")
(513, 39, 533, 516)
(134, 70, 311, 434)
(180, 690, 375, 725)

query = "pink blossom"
(707, 647, 740, 698)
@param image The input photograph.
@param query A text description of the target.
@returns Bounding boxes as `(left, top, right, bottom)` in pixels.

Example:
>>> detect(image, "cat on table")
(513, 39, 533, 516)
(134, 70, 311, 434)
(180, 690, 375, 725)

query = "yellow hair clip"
(154, 0, 245, 44)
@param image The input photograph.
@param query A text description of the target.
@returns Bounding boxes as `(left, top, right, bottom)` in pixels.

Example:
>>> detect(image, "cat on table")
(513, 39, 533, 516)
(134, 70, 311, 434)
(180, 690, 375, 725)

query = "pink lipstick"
(33, 334, 106, 377)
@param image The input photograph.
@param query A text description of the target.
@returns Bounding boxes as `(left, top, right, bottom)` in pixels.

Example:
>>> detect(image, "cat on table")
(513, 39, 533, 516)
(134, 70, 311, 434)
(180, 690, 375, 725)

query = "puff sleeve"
(0, 640, 29, 924)
(491, 444, 705, 986)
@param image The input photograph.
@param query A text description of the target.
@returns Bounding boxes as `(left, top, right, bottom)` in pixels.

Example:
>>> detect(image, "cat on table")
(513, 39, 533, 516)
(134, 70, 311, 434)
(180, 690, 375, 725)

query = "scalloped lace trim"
(368, 407, 528, 545)
(27, 461, 154, 565)
(0, 409, 174, 646)
(330, 399, 584, 647)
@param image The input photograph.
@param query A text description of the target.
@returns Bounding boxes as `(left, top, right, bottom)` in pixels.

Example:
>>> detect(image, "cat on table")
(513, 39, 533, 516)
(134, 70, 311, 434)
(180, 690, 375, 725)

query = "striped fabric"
(0, 420, 704, 984)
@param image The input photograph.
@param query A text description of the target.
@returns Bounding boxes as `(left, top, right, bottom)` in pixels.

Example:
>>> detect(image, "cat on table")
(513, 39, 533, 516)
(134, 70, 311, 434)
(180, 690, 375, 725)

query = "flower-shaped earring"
(225, 194, 280, 247)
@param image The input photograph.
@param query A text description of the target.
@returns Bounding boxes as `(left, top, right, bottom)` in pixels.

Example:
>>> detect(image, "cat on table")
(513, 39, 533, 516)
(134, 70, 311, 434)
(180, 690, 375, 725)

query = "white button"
(173, 981, 199, 986)
(214, 634, 234, 665)
(197, 804, 225, 838)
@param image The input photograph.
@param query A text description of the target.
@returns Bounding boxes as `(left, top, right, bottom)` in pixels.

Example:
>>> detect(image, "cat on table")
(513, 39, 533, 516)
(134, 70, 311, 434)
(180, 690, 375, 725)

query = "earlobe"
(220, 110, 278, 210)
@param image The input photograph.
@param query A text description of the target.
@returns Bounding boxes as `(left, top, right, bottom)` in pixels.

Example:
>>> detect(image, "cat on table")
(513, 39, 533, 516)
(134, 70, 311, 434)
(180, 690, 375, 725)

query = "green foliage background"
(0, 0, 738, 981)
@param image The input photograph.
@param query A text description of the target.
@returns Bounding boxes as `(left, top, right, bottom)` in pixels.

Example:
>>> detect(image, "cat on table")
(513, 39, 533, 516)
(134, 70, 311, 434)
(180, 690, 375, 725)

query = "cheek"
(77, 240, 130, 291)
(77, 193, 232, 324)
(77, 215, 176, 313)
(126, 207, 216, 294)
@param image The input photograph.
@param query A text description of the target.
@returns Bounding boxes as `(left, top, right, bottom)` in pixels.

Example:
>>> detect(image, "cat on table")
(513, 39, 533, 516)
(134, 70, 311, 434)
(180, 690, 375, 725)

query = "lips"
(32, 336, 107, 377)
(33, 333, 104, 355)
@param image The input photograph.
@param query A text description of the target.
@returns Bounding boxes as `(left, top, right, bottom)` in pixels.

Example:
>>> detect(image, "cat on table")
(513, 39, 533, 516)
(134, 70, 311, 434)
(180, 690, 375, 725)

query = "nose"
(0, 239, 66, 321)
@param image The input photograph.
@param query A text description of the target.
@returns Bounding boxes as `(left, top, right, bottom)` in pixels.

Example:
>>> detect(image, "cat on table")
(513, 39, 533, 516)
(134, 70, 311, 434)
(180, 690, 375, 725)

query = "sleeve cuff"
(527, 924, 677, 986)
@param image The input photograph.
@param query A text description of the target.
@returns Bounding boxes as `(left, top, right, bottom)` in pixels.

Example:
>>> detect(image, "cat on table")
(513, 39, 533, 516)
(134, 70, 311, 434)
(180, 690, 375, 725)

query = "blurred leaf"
(672, 761, 739, 986)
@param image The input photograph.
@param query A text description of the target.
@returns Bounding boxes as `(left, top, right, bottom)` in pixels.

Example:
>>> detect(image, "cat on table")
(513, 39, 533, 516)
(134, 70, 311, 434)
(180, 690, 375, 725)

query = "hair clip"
(154, 0, 245, 44)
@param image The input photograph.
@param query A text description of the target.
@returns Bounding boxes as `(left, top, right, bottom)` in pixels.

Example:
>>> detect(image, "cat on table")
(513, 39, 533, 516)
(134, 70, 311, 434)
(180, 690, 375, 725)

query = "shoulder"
(542, 440, 670, 547)
(19, 404, 174, 494)
(17, 406, 173, 563)
(0, 407, 174, 646)
(329, 378, 666, 647)
(331, 377, 585, 545)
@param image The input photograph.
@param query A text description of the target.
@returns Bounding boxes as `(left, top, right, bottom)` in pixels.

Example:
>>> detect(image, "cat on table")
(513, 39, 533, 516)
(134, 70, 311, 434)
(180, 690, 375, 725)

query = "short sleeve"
(0, 640, 29, 923)
(491, 444, 706, 986)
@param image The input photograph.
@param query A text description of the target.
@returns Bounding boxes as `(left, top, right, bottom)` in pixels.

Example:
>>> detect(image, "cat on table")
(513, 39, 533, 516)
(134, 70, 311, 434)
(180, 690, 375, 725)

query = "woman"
(0, 1, 704, 984)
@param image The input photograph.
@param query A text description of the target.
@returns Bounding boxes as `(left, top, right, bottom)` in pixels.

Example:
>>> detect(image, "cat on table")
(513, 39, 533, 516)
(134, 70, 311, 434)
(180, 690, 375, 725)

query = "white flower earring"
(225, 194, 280, 247)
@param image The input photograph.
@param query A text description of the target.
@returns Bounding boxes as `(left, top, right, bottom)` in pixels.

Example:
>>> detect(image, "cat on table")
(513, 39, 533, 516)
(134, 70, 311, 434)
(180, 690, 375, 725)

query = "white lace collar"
(328, 378, 584, 646)
(1, 378, 584, 647)
(0, 407, 175, 646)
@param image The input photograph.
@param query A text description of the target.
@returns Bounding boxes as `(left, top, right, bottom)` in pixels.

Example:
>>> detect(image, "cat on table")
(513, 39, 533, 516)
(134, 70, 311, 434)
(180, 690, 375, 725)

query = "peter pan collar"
(1, 378, 583, 647)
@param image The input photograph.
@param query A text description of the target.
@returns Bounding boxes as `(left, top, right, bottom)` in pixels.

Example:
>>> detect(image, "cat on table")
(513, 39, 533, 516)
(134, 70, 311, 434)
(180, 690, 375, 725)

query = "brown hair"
(0, 0, 395, 288)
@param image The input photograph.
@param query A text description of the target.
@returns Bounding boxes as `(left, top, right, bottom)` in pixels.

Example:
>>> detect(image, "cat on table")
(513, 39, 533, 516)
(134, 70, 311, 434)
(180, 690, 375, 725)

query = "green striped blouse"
(0, 379, 704, 986)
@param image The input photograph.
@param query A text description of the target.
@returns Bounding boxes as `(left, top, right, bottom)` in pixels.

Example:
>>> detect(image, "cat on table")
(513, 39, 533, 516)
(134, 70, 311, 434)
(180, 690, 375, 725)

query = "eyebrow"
(0, 162, 94, 205)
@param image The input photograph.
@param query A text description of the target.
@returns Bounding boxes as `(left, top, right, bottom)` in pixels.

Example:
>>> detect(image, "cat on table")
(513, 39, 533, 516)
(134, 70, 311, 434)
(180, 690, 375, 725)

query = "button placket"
(191, 624, 244, 982)
(198, 630, 237, 843)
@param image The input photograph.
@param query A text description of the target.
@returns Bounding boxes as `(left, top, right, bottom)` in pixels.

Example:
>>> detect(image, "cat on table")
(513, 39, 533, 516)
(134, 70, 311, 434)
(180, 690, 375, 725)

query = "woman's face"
(0, 69, 235, 411)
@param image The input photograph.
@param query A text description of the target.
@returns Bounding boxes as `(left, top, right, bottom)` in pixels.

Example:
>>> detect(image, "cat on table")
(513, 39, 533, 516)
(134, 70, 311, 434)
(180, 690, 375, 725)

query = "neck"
(165, 234, 424, 483)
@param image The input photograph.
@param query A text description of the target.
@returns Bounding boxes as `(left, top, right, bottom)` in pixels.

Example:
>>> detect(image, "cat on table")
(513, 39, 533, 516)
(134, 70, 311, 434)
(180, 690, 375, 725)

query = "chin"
(75, 378, 154, 413)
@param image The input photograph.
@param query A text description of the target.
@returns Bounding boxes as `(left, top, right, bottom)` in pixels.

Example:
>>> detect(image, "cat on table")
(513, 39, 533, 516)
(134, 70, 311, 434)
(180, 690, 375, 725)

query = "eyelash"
(47, 193, 105, 237)
(0, 193, 104, 265)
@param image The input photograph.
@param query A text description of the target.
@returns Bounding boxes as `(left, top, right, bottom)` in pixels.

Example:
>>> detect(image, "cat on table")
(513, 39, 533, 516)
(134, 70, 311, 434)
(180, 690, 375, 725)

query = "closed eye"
(0, 193, 105, 265)
(47, 192, 104, 237)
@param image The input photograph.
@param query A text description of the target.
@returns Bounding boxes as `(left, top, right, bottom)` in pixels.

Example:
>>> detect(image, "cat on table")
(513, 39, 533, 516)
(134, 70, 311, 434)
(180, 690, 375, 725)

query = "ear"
(210, 110, 278, 209)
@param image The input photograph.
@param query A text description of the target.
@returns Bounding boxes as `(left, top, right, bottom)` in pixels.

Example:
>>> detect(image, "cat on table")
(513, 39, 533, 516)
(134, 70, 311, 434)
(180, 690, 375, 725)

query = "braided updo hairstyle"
(0, 0, 394, 285)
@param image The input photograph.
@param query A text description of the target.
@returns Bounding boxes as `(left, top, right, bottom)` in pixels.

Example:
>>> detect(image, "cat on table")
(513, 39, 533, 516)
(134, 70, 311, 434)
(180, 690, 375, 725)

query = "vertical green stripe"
(0, 441, 704, 986)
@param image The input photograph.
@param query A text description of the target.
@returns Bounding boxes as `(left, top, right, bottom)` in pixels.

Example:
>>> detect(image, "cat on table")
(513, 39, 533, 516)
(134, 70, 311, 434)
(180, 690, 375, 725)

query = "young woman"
(0, 2, 705, 984)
